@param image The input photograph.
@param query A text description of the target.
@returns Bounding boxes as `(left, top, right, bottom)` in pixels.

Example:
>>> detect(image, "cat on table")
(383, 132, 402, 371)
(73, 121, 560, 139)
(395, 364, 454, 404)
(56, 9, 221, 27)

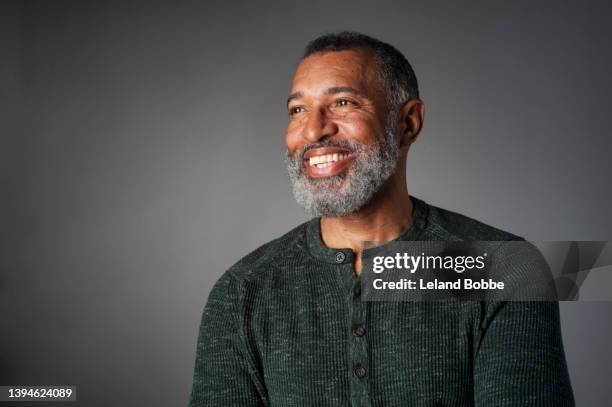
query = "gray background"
(2, 1, 611, 406)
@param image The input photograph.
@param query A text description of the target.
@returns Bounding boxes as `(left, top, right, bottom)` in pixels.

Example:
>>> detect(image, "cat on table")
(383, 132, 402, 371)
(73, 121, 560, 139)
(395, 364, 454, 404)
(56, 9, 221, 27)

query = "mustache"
(291, 139, 362, 161)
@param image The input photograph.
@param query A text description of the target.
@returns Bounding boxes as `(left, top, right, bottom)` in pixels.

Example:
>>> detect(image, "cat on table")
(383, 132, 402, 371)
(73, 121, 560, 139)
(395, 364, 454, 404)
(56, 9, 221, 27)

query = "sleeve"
(473, 300, 575, 406)
(188, 272, 267, 407)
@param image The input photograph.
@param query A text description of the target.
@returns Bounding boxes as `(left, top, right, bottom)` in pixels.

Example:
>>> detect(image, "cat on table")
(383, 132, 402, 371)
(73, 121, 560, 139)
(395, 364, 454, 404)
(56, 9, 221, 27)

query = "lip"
(302, 147, 355, 179)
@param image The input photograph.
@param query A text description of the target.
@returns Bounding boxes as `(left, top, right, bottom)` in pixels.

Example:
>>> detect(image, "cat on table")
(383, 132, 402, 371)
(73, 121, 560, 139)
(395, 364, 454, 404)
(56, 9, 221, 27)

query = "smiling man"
(189, 32, 574, 406)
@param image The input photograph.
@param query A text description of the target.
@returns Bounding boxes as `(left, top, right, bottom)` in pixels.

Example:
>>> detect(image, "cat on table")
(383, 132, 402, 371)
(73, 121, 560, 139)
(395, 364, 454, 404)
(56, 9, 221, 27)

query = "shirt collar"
(305, 196, 429, 264)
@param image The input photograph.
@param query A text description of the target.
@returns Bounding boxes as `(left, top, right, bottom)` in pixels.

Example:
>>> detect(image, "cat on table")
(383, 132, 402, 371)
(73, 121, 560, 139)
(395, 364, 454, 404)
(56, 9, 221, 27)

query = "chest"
(246, 284, 478, 406)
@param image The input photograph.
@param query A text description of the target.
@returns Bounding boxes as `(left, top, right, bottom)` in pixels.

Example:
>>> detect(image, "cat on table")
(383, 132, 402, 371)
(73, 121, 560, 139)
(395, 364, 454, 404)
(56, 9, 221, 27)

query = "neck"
(320, 173, 413, 275)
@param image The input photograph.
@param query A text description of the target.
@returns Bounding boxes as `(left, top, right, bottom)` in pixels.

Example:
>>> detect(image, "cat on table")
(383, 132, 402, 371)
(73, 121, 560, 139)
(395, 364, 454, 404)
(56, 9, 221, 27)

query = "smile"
(308, 153, 350, 168)
(302, 147, 355, 178)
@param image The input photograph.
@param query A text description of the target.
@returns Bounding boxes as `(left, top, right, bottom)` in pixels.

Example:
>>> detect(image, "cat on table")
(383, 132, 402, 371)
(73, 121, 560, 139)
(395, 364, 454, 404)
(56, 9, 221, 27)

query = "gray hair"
(285, 118, 401, 217)
(303, 31, 419, 112)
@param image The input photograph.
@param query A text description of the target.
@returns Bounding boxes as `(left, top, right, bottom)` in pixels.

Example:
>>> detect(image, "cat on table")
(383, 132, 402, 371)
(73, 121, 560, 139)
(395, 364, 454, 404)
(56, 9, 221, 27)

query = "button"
(352, 325, 366, 337)
(335, 251, 346, 263)
(354, 366, 366, 378)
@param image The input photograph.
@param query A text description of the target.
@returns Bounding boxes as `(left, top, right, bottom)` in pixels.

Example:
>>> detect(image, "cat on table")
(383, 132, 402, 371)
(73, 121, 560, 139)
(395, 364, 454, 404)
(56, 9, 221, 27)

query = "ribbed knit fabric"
(189, 197, 574, 406)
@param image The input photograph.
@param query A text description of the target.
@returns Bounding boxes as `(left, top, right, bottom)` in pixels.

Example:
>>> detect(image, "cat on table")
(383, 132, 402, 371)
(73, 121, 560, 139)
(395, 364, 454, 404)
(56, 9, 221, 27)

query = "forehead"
(291, 49, 382, 96)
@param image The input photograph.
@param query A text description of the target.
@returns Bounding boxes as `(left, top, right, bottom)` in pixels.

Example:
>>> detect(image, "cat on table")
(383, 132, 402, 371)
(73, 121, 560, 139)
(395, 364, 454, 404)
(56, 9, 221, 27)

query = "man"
(189, 31, 574, 406)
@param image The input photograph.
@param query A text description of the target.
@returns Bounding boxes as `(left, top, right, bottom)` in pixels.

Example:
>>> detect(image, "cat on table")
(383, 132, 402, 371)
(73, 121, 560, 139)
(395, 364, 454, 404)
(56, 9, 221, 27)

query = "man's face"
(285, 49, 401, 217)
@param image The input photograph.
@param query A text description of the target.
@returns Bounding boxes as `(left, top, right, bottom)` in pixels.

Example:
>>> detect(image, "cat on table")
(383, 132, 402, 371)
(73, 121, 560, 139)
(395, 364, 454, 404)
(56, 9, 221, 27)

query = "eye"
(335, 98, 354, 107)
(289, 106, 305, 116)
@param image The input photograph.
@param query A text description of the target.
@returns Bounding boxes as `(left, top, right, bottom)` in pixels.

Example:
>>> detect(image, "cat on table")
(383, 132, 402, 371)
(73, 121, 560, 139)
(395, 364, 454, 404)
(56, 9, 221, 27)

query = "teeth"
(309, 153, 349, 167)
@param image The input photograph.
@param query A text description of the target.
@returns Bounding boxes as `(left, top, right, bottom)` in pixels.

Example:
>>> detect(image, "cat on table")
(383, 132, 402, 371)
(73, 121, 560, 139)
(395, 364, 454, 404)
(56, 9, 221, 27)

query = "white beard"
(285, 125, 401, 218)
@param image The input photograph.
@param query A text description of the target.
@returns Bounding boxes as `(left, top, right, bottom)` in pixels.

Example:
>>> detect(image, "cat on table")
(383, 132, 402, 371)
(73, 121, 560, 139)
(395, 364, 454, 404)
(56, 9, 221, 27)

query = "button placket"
(354, 282, 361, 298)
(331, 250, 371, 406)
(348, 276, 370, 406)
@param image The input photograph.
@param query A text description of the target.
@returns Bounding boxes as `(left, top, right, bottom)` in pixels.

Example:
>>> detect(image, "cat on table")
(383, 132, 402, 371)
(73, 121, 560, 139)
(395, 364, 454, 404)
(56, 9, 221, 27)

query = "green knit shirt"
(189, 197, 574, 406)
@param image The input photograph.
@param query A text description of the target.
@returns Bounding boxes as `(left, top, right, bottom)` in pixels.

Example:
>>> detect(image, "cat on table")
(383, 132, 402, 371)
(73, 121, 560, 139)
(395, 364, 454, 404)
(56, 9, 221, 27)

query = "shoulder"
(419, 198, 523, 241)
(220, 220, 309, 285)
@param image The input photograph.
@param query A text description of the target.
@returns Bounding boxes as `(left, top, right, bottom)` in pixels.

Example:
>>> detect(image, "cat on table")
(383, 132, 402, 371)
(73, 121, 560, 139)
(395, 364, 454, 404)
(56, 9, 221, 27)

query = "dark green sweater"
(189, 197, 574, 406)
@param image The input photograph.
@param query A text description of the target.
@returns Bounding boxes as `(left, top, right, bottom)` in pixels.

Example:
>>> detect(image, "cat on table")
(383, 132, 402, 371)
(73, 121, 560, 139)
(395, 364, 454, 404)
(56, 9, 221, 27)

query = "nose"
(303, 107, 338, 143)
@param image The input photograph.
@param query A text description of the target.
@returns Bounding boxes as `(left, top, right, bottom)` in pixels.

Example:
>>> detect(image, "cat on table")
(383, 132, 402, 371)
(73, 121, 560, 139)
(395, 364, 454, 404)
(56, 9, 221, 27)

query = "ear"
(398, 99, 425, 148)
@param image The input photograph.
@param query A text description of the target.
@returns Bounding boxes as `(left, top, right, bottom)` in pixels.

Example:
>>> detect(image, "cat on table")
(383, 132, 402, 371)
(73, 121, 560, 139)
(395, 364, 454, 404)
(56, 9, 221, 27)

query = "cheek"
(285, 127, 301, 155)
(337, 117, 381, 145)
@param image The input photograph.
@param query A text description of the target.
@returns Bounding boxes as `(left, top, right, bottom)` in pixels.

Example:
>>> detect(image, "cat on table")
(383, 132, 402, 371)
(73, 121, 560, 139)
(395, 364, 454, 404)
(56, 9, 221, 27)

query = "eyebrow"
(325, 86, 366, 98)
(286, 91, 303, 107)
(286, 86, 366, 107)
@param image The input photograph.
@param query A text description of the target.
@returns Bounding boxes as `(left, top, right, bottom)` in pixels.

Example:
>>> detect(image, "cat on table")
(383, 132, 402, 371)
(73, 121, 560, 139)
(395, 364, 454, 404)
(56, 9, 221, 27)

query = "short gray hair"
(303, 31, 419, 111)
